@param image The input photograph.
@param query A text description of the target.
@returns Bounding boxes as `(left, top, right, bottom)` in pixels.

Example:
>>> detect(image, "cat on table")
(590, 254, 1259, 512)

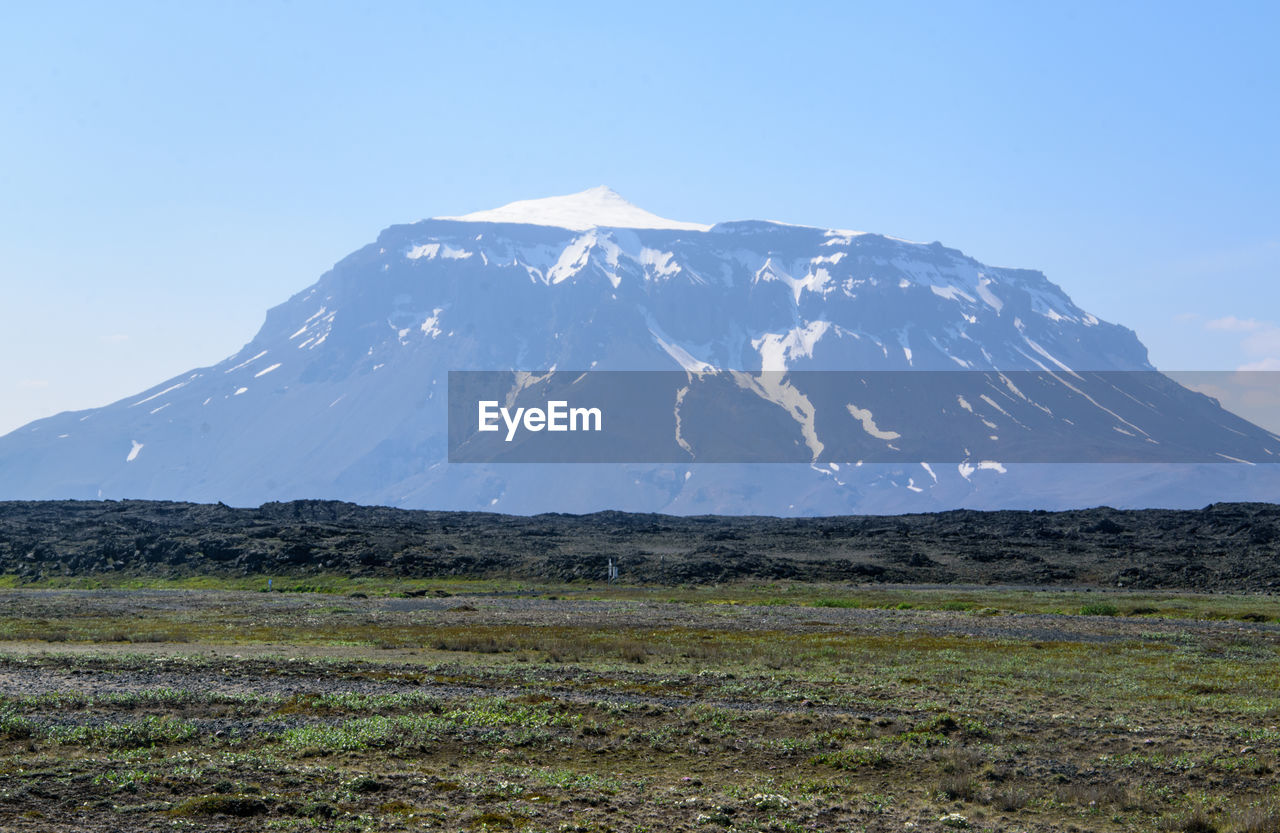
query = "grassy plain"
(0, 580, 1277, 832)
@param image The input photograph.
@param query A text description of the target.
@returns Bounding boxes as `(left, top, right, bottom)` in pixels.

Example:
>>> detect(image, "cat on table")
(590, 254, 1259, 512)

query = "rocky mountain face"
(2, 187, 1276, 513)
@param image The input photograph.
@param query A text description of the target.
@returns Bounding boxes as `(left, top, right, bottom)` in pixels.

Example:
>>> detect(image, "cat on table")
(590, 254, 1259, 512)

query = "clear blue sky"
(2, 1, 1277, 435)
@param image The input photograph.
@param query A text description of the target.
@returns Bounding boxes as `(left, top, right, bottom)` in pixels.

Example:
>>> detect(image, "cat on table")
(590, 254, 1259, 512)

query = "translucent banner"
(447, 370, 1280, 464)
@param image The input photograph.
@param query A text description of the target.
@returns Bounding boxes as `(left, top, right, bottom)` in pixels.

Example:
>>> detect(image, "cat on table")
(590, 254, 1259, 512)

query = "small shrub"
(1160, 809, 1218, 833)
(991, 787, 1030, 811)
(578, 721, 609, 737)
(920, 713, 989, 738)
(172, 794, 268, 817)
(619, 641, 649, 664)
(936, 747, 986, 772)
(347, 774, 385, 793)
(810, 747, 889, 770)
(545, 643, 581, 663)
(939, 773, 977, 801)
(0, 710, 33, 740)
(301, 801, 338, 819)
(1080, 602, 1119, 616)
(753, 793, 791, 811)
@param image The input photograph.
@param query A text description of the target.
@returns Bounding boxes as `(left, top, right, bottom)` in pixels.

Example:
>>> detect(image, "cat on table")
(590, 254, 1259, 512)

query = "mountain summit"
(1, 193, 1276, 512)
(437, 186, 710, 232)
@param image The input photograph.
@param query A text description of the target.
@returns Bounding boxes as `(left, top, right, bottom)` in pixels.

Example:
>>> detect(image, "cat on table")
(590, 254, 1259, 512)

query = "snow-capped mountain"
(2, 187, 1277, 513)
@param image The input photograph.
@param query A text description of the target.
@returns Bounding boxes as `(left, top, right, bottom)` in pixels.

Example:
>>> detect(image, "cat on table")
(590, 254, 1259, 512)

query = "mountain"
(2, 187, 1277, 513)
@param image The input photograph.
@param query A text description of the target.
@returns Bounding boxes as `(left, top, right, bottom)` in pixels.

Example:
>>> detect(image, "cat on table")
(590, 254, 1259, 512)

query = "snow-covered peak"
(437, 186, 711, 232)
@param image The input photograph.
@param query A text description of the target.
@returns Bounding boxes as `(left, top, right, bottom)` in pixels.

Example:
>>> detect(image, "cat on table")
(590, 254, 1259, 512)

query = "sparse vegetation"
(0, 581, 1276, 830)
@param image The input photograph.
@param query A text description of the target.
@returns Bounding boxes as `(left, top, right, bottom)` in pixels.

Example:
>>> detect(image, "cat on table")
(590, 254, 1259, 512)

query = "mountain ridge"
(2, 190, 1276, 513)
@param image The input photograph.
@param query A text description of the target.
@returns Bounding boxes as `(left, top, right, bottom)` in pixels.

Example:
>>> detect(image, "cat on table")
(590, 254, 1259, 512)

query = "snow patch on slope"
(754, 321, 831, 371)
(846, 405, 901, 441)
(648, 317, 714, 372)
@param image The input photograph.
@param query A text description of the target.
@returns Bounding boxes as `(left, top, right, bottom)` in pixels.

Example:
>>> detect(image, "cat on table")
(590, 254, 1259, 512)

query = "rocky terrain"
(2, 499, 1278, 591)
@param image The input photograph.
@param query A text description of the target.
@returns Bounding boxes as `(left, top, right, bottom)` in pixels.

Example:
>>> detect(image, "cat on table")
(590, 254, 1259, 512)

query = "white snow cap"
(438, 186, 711, 232)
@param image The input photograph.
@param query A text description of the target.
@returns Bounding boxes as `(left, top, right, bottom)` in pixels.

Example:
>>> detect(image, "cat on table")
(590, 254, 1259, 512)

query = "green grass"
(0, 583, 1278, 831)
(46, 714, 198, 749)
(2, 574, 1278, 624)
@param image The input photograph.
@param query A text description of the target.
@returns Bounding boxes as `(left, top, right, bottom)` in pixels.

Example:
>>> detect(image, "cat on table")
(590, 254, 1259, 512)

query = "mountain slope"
(2, 188, 1277, 512)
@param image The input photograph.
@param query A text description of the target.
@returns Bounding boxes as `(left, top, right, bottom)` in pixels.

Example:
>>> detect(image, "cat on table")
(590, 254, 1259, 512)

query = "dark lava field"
(1, 499, 1278, 591)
